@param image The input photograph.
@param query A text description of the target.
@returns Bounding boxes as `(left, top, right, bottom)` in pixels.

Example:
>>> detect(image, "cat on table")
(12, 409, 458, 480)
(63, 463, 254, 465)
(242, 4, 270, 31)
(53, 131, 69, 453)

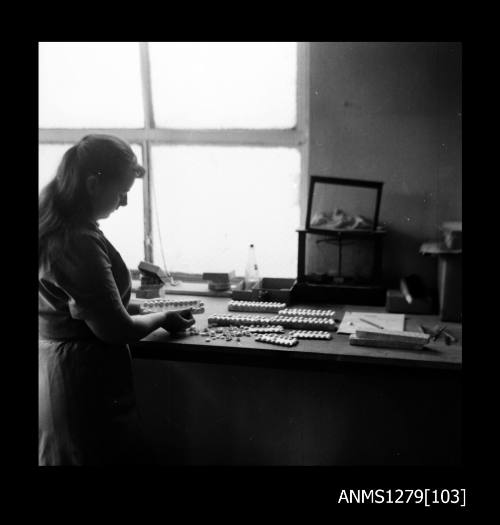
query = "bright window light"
(38, 144, 145, 270)
(39, 42, 144, 128)
(39, 42, 306, 278)
(38, 144, 71, 194)
(151, 145, 301, 278)
(149, 42, 297, 129)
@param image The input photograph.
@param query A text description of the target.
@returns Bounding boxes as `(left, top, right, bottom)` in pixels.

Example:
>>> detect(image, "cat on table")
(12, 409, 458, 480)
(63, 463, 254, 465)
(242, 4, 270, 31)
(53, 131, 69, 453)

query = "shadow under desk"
(129, 295, 462, 465)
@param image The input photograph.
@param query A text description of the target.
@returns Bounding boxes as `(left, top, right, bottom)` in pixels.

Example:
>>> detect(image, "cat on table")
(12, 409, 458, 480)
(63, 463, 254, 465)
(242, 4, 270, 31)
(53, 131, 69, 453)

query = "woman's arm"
(55, 231, 195, 344)
(84, 306, 195, 345)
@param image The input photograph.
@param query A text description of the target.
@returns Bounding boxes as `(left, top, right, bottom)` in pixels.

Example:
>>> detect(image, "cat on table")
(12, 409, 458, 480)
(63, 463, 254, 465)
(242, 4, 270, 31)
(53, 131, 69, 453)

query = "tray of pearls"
(228, 300, 287, 313)
(208, 314, 336, 331)
(287, 330, 332, 340)
(246, 325, 285, 334)
(278, 308, 336, 318)
(254, 334, 298, 347)
(140, 299, 205, 314)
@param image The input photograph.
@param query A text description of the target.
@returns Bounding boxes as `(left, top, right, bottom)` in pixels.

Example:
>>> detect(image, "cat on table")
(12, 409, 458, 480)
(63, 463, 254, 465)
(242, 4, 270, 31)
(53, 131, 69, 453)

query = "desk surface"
(131, 295, 462, 371)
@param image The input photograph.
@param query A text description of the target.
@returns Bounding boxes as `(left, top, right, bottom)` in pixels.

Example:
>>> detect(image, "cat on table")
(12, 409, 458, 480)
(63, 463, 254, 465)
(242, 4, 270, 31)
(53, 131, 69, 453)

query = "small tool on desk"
(421, 324, 446, 341)
(419, 324, 454, 343)
(442, 329, 457, 345)
(432, 325, 447, 341)
(400, 275, 428, 304)
(400, 278, 413, 304)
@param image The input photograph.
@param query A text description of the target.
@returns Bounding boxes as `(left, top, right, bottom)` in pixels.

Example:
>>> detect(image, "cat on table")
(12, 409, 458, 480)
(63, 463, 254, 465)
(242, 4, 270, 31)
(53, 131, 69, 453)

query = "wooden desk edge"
(130, 336, 461, 372)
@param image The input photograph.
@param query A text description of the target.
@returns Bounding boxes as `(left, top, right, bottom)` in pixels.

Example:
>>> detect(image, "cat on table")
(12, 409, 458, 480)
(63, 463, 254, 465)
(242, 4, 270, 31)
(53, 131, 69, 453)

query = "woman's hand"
(160, 308, 196, 333)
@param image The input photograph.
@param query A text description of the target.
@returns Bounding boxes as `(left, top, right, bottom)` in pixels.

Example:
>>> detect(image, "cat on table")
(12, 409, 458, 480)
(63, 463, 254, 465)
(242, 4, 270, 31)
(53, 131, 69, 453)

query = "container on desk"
(202, 271, 236, 292)
(231, 277, 296, 303)
(385, 289, 434, 314)
(135, 284, 163, 299)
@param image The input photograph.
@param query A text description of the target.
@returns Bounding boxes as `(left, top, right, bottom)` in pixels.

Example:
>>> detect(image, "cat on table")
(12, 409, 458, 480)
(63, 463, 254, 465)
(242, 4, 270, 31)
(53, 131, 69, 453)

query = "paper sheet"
(337, 311, 405, 334)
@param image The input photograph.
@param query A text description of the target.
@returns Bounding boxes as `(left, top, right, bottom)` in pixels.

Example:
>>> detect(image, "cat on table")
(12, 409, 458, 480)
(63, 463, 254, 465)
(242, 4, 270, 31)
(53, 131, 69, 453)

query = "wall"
(308, 42, 462, 290)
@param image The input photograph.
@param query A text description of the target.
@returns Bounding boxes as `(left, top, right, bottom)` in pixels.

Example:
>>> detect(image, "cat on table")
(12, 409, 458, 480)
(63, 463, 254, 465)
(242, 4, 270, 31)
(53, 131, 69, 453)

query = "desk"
(131, 296, 462, 371)
(129, 295, 462, 465)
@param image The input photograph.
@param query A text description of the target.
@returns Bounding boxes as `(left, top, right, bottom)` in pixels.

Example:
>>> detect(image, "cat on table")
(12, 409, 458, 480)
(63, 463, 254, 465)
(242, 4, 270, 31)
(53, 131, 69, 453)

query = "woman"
(39, 134, 195, 465)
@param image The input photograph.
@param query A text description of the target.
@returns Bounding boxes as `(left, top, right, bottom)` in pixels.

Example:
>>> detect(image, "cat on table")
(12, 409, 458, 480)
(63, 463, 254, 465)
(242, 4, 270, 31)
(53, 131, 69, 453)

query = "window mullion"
(141, 140, 153, 262)
(297, 42, 310, 227)
(139, 42, 155, 262)
(146, 128, 304, 146)
(38, 128, 304, 147)
(139, 42, 155, 129)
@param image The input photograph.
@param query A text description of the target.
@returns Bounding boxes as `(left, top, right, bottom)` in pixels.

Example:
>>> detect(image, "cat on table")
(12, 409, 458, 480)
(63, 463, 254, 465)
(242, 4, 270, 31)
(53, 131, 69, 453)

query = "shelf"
(420, 242, 462, 256)
(296, 227, 386, 238)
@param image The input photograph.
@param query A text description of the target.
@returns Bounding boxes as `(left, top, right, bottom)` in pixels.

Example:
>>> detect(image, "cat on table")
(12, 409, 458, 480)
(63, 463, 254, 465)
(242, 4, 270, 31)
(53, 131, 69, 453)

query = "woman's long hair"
(39, 134, 144, 269)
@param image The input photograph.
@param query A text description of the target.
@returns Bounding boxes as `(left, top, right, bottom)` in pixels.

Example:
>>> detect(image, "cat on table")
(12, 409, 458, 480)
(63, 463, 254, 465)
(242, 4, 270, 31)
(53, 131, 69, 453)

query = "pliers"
(419, 324, 458, 345)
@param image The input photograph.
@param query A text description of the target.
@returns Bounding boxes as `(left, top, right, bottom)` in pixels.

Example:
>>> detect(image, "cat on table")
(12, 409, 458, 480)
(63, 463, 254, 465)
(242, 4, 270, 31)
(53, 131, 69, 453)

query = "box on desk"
(292, 281, 386, 306)
(202, 271, 235, 292)
(385, 289, 434, 314)
(232, 278, 296, 303)
(135, 284, 163, 299)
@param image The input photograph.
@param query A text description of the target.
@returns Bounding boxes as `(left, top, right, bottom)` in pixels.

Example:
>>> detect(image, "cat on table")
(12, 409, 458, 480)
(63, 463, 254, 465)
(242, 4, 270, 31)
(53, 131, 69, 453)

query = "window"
(148, 42, 297, 129)
(151, 146, 301, 277)
(39, 42, 144, 128)
(38, 42, 309, 278)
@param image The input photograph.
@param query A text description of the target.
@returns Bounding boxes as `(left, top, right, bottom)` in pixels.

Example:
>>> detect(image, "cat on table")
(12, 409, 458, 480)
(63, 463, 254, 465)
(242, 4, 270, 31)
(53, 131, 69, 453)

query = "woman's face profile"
(90, 168, 138, 220)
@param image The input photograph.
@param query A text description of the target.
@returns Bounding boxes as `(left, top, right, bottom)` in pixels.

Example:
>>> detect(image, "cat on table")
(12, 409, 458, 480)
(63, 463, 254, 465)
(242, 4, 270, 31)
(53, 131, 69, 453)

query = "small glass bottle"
(244, 244, 260, 290)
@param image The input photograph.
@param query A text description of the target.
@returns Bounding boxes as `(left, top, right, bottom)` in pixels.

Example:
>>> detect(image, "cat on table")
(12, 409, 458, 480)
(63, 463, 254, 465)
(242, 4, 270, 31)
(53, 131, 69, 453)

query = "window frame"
(38, 41, 310, 269)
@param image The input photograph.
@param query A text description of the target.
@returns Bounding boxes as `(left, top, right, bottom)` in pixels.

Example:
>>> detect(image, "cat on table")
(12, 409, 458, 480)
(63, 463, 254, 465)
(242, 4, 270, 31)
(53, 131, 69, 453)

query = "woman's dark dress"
(39, 223, 147, 465)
